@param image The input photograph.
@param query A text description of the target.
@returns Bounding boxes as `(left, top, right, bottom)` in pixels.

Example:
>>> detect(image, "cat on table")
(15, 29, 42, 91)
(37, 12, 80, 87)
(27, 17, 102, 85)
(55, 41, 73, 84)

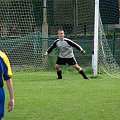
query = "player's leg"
(55, 64, 62, 79)
(72, 64, 89, 79)
(0, 88, 5, 120)
(55, 57, 66, 79)
(67, 57, 89, 79)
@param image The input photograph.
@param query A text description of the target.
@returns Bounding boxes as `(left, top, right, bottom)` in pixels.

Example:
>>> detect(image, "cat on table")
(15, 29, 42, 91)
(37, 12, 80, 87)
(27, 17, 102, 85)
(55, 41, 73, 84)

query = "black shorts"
(56, 57, 77, 65)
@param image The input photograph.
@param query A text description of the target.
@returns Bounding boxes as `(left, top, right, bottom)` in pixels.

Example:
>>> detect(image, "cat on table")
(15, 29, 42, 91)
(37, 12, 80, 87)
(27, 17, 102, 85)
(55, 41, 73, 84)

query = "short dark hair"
(58, 28, 64, 32)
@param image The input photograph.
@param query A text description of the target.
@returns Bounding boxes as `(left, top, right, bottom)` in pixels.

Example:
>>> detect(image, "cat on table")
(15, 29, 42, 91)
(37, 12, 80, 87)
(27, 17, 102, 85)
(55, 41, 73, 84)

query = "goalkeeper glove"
(44, 51, 48, 56)
(81, 50, 86, 55)
(42, 51, 48, 58)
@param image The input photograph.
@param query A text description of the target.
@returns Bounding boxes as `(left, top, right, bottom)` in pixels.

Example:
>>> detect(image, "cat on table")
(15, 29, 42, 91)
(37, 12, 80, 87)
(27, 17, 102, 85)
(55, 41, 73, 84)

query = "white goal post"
(93, 0, 99, 77)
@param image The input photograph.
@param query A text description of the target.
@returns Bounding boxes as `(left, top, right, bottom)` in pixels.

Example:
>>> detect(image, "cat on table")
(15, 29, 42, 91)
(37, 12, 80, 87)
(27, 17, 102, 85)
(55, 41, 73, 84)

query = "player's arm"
(6, 79, 14, 112)
(65, 39, 86, 54)
(44, 40, 58, 56)
(2, 52, 14, 112)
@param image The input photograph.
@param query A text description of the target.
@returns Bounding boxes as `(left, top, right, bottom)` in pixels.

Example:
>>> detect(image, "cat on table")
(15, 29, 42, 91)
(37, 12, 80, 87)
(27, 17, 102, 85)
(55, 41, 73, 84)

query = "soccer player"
(44, 29, 89, 80)
(0, 51, 14, 120)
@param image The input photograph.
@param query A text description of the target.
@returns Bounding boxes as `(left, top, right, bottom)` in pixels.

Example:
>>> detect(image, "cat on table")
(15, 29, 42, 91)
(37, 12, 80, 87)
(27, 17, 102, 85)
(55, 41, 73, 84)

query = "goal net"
(0, 0, 120, 77)
(98, 17, 120, 78)
(0, 0, 94, 72)
(97, 0, 120, 78)
(0, 0, 49, 72)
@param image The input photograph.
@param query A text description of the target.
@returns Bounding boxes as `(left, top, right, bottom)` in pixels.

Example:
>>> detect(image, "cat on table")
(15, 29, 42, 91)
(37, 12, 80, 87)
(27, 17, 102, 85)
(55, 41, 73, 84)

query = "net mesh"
(98, 0, 120, 77)
(1, 1, 37, 72)
(98, 17, 120, 78)
(0, 0, 94, 72)
(0, 0, 120, 76)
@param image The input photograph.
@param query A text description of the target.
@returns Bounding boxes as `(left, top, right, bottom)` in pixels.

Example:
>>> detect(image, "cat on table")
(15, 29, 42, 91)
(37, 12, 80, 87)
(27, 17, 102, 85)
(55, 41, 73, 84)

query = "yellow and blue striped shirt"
(0, 51, 12, 87)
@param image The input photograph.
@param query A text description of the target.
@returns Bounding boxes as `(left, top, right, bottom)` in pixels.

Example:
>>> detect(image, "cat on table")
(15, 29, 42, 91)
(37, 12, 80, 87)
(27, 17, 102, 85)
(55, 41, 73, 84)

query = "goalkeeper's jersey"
(0, 51, 12, 87)
(47, 38, 83, 58)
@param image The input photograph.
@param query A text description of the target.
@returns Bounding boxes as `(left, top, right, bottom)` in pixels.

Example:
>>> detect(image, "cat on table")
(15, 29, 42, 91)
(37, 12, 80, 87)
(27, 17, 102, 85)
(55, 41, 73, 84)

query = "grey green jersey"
(47, 38, 83, 58)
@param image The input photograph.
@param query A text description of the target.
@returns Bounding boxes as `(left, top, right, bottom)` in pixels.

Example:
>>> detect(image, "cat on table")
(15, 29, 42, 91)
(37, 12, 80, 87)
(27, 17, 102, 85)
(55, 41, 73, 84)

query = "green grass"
(4, 71, 120, 120)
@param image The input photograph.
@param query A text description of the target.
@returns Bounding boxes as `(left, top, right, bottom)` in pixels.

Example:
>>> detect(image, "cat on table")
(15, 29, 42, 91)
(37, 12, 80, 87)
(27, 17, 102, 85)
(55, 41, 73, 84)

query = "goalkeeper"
(44, 29, 89, 80)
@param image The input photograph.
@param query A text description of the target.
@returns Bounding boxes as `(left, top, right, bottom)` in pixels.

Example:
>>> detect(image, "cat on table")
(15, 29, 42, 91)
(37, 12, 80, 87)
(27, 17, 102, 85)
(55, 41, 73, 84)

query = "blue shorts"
(0, 88, 5, 119)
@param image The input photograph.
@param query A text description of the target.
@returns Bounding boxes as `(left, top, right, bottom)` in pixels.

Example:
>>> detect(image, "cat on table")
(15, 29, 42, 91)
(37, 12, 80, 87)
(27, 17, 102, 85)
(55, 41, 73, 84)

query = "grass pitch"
(4, 71, 120, 120)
